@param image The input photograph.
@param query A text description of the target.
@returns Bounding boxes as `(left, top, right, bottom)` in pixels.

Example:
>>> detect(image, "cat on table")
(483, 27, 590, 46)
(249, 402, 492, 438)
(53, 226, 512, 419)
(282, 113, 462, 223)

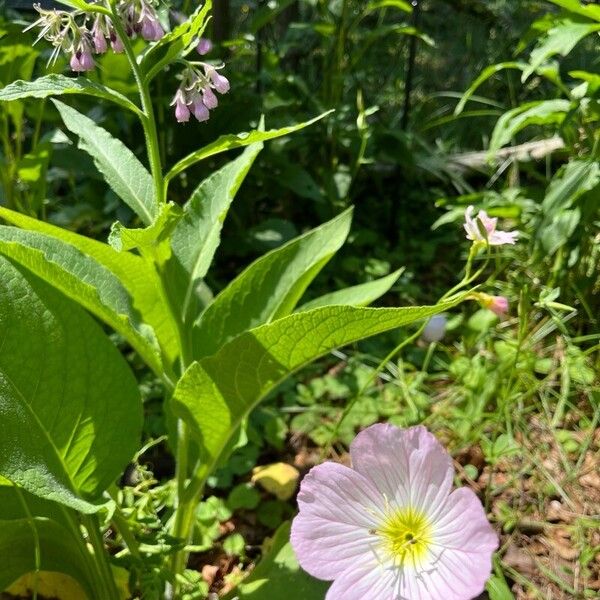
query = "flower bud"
(111, 33, 124, 53)
(478, 293, 509, 317)
(202, 86, 218, 109)
(207, 67, 230, 94)
(422, 314, 447, 343)
(175, 101, 191, 123)
(197, 38, 213, 55)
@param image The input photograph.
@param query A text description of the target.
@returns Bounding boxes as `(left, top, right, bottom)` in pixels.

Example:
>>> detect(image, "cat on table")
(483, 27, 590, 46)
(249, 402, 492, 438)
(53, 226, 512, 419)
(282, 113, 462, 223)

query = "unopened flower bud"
(111, 33, 124, 53)
(93, 31, 107, 53)
(478, 293, 509, 317)
(422, 314, 447, 343)
(197, 37, 213, 55)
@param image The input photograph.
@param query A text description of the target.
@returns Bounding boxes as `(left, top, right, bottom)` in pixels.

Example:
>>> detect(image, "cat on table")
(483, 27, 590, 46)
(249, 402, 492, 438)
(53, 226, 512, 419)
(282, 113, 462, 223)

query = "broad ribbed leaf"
(490, 100, 572, 153)
(173, 300, 462, 483)
(298, 268, 404, 311)
(166, 111, 333, 183)
(192, 209, 353, 359)
(0, 225, 162, 375)
(0, 207, 179, 370)
(0, 518, 96, 598)
(141, 1, 212, 82)
(0, 74, 141, 115)
(53, 100, 157, 225)
(0, 257, 142, 512)
(168, 142, 263, 326)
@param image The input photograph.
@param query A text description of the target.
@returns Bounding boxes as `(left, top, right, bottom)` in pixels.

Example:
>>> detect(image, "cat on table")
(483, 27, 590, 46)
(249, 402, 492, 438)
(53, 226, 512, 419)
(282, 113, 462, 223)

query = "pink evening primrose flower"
(481, 294, 509, 317)
(291, 424, 498, 600)
(463, 205, 518, 246)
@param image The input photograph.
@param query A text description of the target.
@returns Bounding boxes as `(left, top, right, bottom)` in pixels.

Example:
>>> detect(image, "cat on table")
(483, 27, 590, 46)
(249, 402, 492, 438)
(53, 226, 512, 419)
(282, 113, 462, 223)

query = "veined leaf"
(173, 299, 462, 483)
(489, 99, 572, 153)
(53, 100, 157, 225)
(0, 225, 163, 375)
(54, 0, 105, 11)
(0, 257, 142, 512)
(225, 522, 329, 599)
(141, 1, 212, 82)
(168, 142, 263, 326)
(0, 207, 178, 373)
(297, 268, 404, 311)
(523, 20, 600, 82)
(192, 209, 353, 359)
(0, 518, 95, 598)
(165, 111, 333, 183)
(0, 74, 141, 115)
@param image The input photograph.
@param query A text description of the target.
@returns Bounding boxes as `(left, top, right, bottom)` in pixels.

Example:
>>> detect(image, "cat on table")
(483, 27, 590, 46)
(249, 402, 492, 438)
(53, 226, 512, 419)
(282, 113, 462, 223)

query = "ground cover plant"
(0, 0, 598, 599)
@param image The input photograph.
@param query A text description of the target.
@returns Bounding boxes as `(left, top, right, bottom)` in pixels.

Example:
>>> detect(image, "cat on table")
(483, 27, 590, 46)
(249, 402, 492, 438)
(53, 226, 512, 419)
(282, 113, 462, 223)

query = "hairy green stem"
(108, 1, 165, 208)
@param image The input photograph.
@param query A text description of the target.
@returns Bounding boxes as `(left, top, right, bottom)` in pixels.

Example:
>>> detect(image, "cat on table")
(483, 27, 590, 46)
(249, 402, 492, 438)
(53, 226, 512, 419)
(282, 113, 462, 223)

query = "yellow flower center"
(378, 507, 432, 567)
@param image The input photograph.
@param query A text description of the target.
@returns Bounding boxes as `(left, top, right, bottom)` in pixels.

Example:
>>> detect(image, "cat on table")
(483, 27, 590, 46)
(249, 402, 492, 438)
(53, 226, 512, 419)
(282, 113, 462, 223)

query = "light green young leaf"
(141, 1, 212, 82)
(0, 518, 96, 598)
(0, 257, 142, 512)
(0, 207, 178, 372)
(172, 299, 462, 483)
(168, 142, 263, 326)
(225, 522, 329, 599)
(546, 0, 600, 22)
(192, 209, 353, 359)
(165, 111, 333, 183)
(54, 0, 105, 11)
(365, 0, 412, 15)
(523, 20, 600, 82)
(297, 268, 404, 311)
(0, 225, 163, 375)
(0, 74, 142, 115)
(489, 99, 572, 153)
(53, 100, 157, 225)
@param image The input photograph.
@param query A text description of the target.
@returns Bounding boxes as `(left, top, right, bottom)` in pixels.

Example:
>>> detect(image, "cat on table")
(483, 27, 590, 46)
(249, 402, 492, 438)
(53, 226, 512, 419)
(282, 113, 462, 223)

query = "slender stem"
(108, 487, 142, 561)
(81, 514, 120, 600)
(108, 1, 165, 208)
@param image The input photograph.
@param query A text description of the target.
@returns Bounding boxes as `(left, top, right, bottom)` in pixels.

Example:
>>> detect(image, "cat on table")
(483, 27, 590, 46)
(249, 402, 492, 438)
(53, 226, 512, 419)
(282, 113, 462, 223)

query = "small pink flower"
(110, 33, 124, 53)
(197, 37, 213, 55)
(140, 14, 164, 41)
(191, 97, 210, 122)
(483, 294, 509, 317)
(291, 424, 498, 600)
(202, 85, 218, 109)
(91, 17, 108, 54)
(207, 66, 230, 94)
(171, 89, 190, 123)
(464, 205, 518, 246)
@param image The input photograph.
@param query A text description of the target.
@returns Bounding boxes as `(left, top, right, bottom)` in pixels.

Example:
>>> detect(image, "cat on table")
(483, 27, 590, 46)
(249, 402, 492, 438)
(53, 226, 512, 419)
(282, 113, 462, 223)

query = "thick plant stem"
(108, 2, 165, 208)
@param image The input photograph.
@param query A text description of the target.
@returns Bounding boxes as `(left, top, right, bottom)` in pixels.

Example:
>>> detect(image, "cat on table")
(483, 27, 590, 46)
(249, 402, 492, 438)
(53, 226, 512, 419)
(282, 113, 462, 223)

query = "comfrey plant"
(0, 2, 517, 599)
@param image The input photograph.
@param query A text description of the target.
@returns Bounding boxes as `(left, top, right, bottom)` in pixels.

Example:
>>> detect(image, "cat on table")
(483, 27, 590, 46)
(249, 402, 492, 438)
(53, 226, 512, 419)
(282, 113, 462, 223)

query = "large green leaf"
(0, 518, 95, 598)
(523, 20, 600, 81)
(0, 257, 142, 512)
(489, 99, 572, 153)
(173, 299, 462, 483)
(297, 268, 404, 311)
(53, 100, 157, 225)
(140, 1, 212, 82)
(0, 207, 179, 372)
(167, 142, 263, 327)
(0, 225, 163, 375)
(546, 0, 600, 22)
(192, 209, 353, 359)
(225, 522, 329, 599)
(0, 74, 141, 115)
(165, 111, 333, 183)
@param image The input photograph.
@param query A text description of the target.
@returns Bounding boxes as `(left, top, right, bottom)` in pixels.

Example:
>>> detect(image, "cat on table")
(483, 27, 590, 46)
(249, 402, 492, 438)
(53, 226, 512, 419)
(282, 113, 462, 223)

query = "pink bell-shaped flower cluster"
(291, 423, 498, 600)
(464, 205, 518, 246)
(171, 64, 230, 124)
(25, 0, 164, 73)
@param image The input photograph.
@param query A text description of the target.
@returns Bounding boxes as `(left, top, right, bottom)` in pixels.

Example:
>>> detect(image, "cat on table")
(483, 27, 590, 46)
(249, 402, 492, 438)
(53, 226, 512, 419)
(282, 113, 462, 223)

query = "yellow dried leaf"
(7, 571, 87, 600)
(251, 462, 299, 501)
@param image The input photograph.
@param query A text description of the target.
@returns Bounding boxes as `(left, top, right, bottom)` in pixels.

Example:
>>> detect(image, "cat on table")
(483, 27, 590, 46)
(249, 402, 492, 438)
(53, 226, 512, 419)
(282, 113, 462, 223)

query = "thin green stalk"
(108, 487, 142, 561)
(81, 514, 120, 600)
(108, 0, 165, 206)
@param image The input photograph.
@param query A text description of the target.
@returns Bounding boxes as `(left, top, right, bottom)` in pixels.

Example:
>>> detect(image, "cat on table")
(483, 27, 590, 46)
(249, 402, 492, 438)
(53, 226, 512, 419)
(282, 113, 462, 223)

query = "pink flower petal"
(325, 564, 396, 600)
(350, 424, 454, 515)
(291, 462, 385, 580)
